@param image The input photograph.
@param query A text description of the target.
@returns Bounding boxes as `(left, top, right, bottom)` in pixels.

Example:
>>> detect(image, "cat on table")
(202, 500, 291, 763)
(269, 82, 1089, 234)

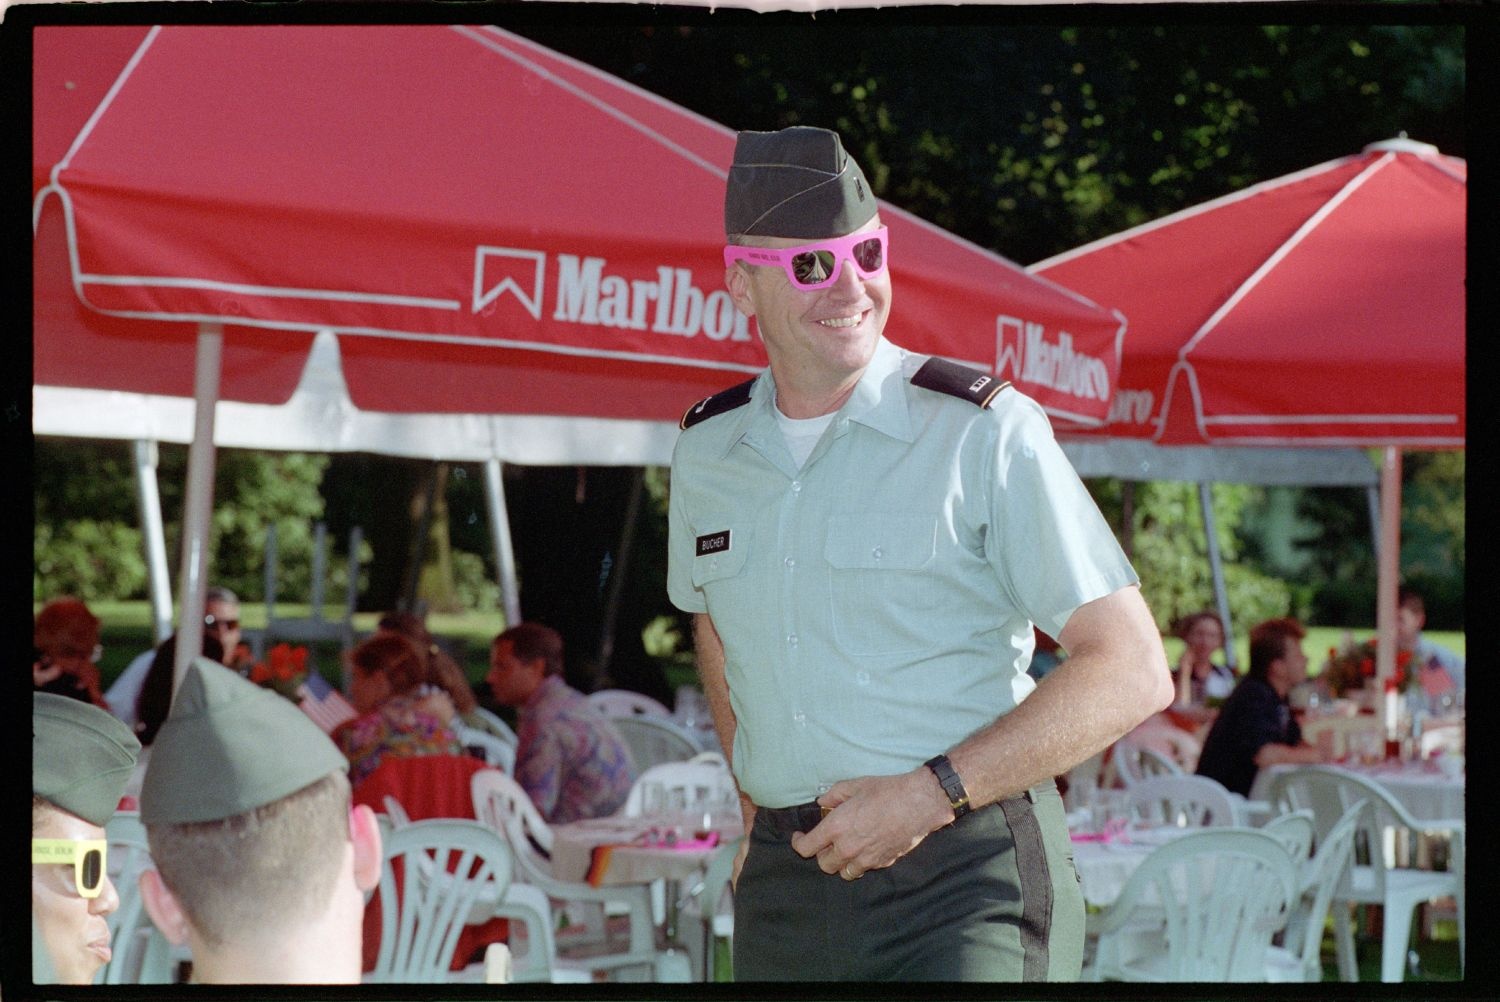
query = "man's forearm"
(948, 586, 1174, 811)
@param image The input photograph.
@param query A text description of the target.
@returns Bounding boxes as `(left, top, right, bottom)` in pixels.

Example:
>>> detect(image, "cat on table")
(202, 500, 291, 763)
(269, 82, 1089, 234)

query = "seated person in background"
(488, 622, 636, 823)
(138, 658, 383, 983)
(106, 586, 253, 726)
(1397, 584, 1465, 713)
(1195, 617, 1328, 796)
(332, 632, 465, 786)
(34, 597, 110, 709)
(32, 692, 142, 984)
(374, 610, 505, 739)
(1173, 610, 1236, 705)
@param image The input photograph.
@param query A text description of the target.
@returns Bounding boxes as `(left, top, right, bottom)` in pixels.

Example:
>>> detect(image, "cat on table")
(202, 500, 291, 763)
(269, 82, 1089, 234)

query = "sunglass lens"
(81, 848, 102, 896)
(791, 249, 836, 287)
(853, 237, 884, 274)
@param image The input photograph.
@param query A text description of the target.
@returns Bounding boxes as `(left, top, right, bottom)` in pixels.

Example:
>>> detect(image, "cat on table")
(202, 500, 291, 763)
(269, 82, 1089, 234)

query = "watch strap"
(924, 753, 972, 819)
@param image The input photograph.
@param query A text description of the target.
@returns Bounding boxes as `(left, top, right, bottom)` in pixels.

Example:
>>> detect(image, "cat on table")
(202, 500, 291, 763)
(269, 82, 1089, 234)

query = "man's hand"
(789, 768, 953, 880)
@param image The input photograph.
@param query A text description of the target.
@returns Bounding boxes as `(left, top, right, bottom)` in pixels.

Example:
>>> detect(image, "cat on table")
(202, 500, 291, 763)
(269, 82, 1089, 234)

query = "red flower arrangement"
(1322, 638, 1414, 697)
(249, 642, 309, 702)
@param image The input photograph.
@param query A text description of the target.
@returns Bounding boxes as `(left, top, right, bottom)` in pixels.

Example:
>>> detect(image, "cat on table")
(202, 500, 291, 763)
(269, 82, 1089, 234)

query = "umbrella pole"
(483, 459, 522, 627)
(171, 323, 224, 701)
(1375, 447, 1402, 723)
(132, 439, 174, 646)
(1198, 482, 1237, 669)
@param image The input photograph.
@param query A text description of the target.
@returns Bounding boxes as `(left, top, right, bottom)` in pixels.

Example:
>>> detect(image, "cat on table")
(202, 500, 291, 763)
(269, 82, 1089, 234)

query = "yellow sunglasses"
(31, 839, 107, 899)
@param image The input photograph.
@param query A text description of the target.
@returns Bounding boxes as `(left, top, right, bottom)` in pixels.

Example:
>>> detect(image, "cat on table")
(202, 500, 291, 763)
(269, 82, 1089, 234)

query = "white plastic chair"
(1265, 800, 1364, 982)
(466, 705, 520, 746)
(610, 715, 702, 772)
(1125, 774, 1244, 828)
(456, 725, 516, 774)
(1266, 765, 1463, 982)
(367, 818, 515, 983)
(588, 689, 671, 718)
(1262, 808, 1316, 866)
(469, 768, 657, 981)
(1086, 828, 1299, 981)
(622, 760, 740, 819)
(679, 836, 741, 982)
(1139, 746, 1185, 780)
(688, 750, 728, 768)
(100, 812, 182, 984)
(1110, 722, 1203, 787)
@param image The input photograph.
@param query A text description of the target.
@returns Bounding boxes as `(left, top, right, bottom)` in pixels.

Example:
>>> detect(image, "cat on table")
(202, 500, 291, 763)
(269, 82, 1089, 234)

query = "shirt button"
(793, 712, 807, 727)
(788, 634, 799, 648)
(784, 557, 796, 569)
(855, 671, 871, 686)
(710, 558, 720, 571)
(816, 783, 831, 795)
(872, 546, 883, 561)
(791, 481, 802, 493)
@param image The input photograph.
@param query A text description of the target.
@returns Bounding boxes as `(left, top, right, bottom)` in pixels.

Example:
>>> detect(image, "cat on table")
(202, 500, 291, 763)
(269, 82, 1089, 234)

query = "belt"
(754, 785, 1045, 838)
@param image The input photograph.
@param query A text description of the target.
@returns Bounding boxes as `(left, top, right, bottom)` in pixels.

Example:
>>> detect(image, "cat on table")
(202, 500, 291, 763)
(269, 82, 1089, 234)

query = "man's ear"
(725, 263, 757, 318)
(349, 804, 383, 893)
(137, 869, 191, 946)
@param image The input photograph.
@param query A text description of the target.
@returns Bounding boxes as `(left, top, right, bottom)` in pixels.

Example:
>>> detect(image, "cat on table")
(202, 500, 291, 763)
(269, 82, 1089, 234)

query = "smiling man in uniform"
(666, 125, 1173, 981)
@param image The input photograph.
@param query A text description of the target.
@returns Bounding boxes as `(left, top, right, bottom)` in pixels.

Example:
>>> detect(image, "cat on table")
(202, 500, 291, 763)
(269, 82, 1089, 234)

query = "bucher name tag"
(696, 530, 731, 556)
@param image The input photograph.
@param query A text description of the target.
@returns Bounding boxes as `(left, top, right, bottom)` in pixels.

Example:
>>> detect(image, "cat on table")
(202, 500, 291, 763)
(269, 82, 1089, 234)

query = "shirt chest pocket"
(824, 514, 941, 656)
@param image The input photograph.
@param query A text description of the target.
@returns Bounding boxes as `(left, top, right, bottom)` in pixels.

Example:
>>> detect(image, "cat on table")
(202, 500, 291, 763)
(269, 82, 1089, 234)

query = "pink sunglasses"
(724, 227, 889, 291)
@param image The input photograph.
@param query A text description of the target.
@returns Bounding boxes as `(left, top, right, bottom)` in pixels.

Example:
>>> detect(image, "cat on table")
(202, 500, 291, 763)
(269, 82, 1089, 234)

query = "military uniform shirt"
(667, 338, 1137, 808)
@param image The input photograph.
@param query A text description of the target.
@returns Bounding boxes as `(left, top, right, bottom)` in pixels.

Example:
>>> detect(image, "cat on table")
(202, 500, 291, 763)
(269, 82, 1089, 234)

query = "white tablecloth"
(1251, 761, 1464, 823)
(551, 817, 726, 887)
(1068, 826, 1195, 908)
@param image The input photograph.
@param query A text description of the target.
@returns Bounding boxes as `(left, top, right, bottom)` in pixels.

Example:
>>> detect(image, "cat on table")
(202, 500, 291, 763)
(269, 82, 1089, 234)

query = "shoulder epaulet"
(909, 356, 1010, 408)
(680, 378, 756, 430)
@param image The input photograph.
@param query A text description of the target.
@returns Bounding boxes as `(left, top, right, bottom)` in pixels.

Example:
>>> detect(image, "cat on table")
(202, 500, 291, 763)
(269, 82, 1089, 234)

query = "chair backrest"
(1264, 765, 1420, 900)
(587, 688, 671, 718)
(1139, 746, 1186, 780)
(1101, 828, 1298, 981)
(689, 750, 728, 768)
(1261, 808, 1316, 866)
(455, 726, 516, 774)
(1283, 800, 1364, 978)
(369, 818, 514, 983)
(352, 753, 492, 824)
(467, 706, 519, 746)
(621, 760, 740, 819)
(470, 768, 556, 883)
(100, 812, 179, 984)
(609, 714, 701, 772)
(1125, 774, 1243, 828)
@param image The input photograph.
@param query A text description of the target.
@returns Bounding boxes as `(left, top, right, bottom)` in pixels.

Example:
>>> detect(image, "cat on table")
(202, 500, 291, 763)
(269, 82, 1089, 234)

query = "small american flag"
(296, 671, 357, 733)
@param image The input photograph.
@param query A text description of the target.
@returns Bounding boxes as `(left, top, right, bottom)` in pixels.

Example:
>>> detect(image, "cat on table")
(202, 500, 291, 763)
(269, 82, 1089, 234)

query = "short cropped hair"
(1247, 618, 1306, 680)
(205, 586, 240, 607)
(145, 771, 350, 948)
(495, 623, 565, 678)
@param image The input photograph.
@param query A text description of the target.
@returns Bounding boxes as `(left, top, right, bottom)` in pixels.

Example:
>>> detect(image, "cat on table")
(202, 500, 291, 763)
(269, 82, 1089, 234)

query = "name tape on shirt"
(696, 530, 732, 556)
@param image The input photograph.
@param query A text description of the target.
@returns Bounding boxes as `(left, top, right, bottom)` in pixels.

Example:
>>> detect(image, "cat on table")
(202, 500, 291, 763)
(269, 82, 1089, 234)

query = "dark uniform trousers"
(733, 778, 1083, 981)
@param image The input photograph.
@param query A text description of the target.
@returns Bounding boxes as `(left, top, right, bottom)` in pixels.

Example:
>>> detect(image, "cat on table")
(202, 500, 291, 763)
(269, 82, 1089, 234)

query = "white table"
(1251, 760, 1464, 824)
(551, 816, 731, 978)
(1068, 825, 1195, 908)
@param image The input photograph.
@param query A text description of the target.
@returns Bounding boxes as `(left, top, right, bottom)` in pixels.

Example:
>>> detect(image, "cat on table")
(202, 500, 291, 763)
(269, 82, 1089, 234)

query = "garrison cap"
(33, 692, 141, 828)
(140, 658, 346, 824)
(725, 126, 877, 239)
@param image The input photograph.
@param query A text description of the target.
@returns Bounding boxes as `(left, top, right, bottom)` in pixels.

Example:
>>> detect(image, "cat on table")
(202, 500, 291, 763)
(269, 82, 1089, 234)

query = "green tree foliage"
(34, 520, 147, 602)
(1092, 479, 1295, 634)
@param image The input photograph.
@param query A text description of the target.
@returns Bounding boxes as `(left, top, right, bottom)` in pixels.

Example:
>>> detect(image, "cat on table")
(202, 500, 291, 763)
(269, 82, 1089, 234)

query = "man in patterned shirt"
(488, 622, 637, 823)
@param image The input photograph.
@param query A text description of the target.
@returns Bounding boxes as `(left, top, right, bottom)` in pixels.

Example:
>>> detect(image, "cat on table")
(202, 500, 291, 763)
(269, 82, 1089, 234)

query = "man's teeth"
(820, 316, 861, 328)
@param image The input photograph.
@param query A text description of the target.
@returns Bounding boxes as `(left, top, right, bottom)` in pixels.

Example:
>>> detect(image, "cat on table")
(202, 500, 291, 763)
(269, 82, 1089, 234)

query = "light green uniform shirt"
(667, 338, 1137, 808)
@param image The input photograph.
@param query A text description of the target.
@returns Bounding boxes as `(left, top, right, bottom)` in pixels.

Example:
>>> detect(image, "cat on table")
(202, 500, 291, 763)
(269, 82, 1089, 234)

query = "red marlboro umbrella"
(1030, 138, 1465, 448)
(35, 24, 1123, 426)
(34, 23, 1126, 690)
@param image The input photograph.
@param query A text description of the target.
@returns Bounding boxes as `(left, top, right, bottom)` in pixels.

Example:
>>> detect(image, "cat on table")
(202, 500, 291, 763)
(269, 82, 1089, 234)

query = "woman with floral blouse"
(332, 633, 465, 786)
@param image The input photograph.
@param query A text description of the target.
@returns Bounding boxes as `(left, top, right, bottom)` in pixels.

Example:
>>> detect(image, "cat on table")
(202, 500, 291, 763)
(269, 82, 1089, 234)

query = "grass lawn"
(78, 600, 1464, 695)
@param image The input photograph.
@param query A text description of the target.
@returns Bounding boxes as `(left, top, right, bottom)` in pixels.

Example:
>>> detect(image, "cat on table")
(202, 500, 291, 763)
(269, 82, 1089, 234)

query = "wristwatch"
(923, 754, 972, 820)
